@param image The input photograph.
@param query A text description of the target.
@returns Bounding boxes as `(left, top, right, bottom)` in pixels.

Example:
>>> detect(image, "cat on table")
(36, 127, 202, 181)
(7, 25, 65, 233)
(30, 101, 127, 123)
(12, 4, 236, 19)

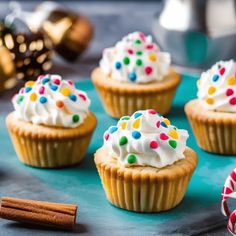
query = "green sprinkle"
(17, 95, 24, 105)
(135, 39, 141, 45)
(72, 114, 80, 123)
(119, 136, 128, 146)
(136, 51, 142, 56)
(121, 116, 130, 121)
(127, 154, 136, 164)
(136, 59, 142, 66)
(169, 140, 177, 149)
(123, 57, 130, 65)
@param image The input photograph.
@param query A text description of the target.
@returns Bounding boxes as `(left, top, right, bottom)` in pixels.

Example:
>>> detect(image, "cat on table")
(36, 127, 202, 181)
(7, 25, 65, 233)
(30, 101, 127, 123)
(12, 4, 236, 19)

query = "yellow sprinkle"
(30, 93, 37, 102)
(163, 118, 170, 126)
(227, 77, 236, 86)
(60, 87, 71, 97)
(208, 86, 216, 95)
(149, 54, 156, 62)
(206, 98, 214, 105)
(168, 130, 178, 139)
(25, 81, 35, 87)
(121, 122, 127, 130)
(132, 118, 140, 129)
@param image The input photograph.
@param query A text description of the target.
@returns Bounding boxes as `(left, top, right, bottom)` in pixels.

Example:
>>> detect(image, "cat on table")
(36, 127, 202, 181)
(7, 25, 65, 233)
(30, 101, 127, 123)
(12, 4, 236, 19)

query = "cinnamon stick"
(0, 197, 77, 230)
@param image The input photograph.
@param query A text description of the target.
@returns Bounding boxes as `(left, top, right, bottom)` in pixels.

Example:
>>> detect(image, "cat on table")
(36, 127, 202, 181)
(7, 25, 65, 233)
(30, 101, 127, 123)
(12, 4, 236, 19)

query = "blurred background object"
(153, 0, 236, 68)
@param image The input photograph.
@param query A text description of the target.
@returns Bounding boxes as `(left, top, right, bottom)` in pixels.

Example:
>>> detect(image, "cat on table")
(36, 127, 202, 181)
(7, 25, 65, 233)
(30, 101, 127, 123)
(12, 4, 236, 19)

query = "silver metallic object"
(153, 0, 236, 68)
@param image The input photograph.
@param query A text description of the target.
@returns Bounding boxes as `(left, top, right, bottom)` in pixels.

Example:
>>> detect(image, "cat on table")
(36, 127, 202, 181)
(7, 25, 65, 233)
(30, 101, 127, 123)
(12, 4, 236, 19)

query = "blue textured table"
(0, 1, 235, 236)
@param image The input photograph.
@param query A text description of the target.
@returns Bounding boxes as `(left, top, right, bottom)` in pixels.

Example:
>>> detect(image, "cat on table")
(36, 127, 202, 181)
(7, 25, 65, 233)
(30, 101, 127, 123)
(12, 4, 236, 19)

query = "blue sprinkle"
(69, 94, 77, 102)
(115, 62, 122, 70)
(109, 126, 118, 134)
(129, 72, 137, 82)
(49, 84, 58, 91)
(132, 131, 141, 139)
(160, 121, 168, 128)
(212, 74, 219, 82)
(134, 112, 142, 119)
(25, 87, 32, 93)
(39, 96, 47, 104)
(42, 78, 50, 85)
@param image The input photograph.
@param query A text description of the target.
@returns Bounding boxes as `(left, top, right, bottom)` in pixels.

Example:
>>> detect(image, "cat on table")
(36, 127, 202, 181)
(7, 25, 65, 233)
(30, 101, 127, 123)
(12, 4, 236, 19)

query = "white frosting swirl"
(103, 109, 188, 168)
(12, 74, 90, 128)
(197, 60, 236, 112)
(100, 32, 171, 83)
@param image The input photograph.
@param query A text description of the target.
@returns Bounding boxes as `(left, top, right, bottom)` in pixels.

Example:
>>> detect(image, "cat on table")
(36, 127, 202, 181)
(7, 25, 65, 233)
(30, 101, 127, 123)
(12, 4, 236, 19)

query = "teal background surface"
(0, 74, 235, 235)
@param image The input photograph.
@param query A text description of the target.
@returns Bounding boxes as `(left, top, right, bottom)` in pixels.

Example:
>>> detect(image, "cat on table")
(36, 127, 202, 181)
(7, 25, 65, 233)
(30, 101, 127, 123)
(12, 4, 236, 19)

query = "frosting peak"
(103, 109, 188, 168)
(12, 74, 90, 128)
(197, 60, 236, 112)
(100, 32, 171, 83)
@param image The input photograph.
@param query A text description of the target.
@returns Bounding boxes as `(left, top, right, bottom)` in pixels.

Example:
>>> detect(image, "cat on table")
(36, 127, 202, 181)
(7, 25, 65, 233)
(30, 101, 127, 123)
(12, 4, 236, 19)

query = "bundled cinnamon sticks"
(0, 197, 77, 230)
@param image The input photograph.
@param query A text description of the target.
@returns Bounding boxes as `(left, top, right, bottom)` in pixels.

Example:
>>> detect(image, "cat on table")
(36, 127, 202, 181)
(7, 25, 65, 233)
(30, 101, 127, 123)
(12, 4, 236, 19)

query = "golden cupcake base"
(185, 99, 236, 154)
(94, 147, 197, 212)
(91, 68, 181, 118)
(6, 112, 97, 168)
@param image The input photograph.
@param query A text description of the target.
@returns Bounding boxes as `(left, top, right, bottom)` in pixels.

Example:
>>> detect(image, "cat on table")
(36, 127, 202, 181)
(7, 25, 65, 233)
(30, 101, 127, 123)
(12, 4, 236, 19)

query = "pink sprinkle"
(226, 89, 234, 97)
(39, 86, 45, 95)
(38, 75, 44, 81)
(146, 44, 154, 50)
(219, 67, 225, 76)
(127, 49, 133, 55)
(145, 66, 153, 75)
(67, 80, 73, 85)
(160, 133, 169, 140)
(53, 79, 60, 85)
(148, 109, 156, 114)
(229, 97, 236, 105)
(79, 94, 86, 101)
(150, 141, 158, 149)
(20, 88, 24, 94)
(139, 32, 146, 42)
(156, 121, 160, 128)
(104, 133, 109, 141)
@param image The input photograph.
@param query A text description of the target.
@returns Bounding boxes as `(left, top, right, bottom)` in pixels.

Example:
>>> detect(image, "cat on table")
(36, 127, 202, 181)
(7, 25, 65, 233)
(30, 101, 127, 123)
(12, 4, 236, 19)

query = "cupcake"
(94, 109, 197, 212)
(6, 74, 96, 168)
(185, 60, 236, 154)
(91, 32, 181, 118)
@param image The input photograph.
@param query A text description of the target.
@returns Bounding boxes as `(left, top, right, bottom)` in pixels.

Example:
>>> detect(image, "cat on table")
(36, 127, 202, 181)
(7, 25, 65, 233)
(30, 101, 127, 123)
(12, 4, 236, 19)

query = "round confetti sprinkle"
(160, 133, 169, 140)
(53, 79, 60, 85)
(212, 74, 219, 82)
(168, 130, 178, 139)
(39, 96, 47, 104)
(56, 100, 64, 108)
(148, 109, 156, 114)
(109, 126, 118, 134)
(119, 136, 128, 146)
(149, 54, 156, 61)
(136, 59, 142, 66)
(39, 86, 45, 95)
(146, 44, 154, 49)
(69, 94, 77, 102)
(25, 87, 32, 93)
(219, 67, 226, 75)
(208, 86, 216, 95)
(169, 140, 177, 149)
(160, 121, 168, 128)
(127, 154, 136, 164)
(25, 81, 35, 87)
(229, 97, 236, 105)
(145, 66, 153, 75)
(17, 95, 24, 105)
(206, 98, 214, 105)
(60, 88, 71, 97)
(121, 116, 130, 120)
(123, 57, 130, 65)
(135, 39, 141, 45)
(79, 94, 86, 101)
(49, 84, 58, 91)
(134, 112, 142, 119)
(42, 78, 50, 85)
(226, 88, 234, 96)
(129, 72, 137, 81)
(136, 51, 142, 56)
(115, 62, 122, 69)
(150, 141, 158, 149)
(72, 114, 80, 123)
(127, 49, 133, 54)
(30, 93, 37, 102)
(132, 131, 141, 139)
(227, 77, 236, 86)
(104, 133, 109, 141)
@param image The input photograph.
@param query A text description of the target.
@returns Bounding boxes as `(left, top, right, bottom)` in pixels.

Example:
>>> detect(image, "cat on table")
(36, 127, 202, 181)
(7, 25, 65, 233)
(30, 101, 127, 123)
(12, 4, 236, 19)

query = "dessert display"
(6, 74, 96, 168)
(185, 60, 236, 154)
(94, 109, 198, 212)
(92, 32, 181, 118)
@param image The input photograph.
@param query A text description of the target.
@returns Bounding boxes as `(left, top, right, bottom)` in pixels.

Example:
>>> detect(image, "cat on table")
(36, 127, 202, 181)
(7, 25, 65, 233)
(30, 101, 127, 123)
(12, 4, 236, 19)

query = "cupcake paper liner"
(92, 68, 181, 118)
(185, 99, 236, 154)
(6, 112, 96, 168)
(94, 147, 197, 212)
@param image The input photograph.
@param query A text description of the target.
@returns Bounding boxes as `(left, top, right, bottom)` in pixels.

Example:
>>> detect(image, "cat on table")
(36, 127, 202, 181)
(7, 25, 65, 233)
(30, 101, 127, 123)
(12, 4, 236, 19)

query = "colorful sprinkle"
(146, 44, 154, 49)
(208, 86, 216, 95)
(206, 98, 214, 105)
(136, 51, 142, 56)
(136, 59, 142, 66)
(145, 66, 153, 75)
(42, 78, 50, 85)
(127, 154, 136, 164)
(56, 100, 64, 108)
(132, 131, 141, 139)
(39, 96, 47, 104)
(129, 72, 137, 81)
(150, 141, 158, 149)
(17, 95, 24, 105)
(169, 140, 177, 149)
(212, 74, 219, 82)
(25, 81, 35, 87)
(148, 109, 156, 115)
(226, 89, 234, 96)
(25, 87, 32, 93)
(121, 116, 130, 120)
(69, 94, 77, 102)
(163, 118, 170, 126)
(160, 133, 169, 140)
(156, 121, 160, 128)
(67, 80, 73, 85)
(168, 130, 178, 139)
(149, 54, 156, 61)
(160, 121, 168, 128)
(119, 136, 128, 146)
(219, 67, 226, 75)
(39, 86, 45, 95)
(134, 112, 142, 119)
(72, 114, 80, 123)
(121, 122, 127, 130)
(132, 118, 140, 129)
(135, 39, 141, 45)
(49, 84, 58, 91)
(229, 97, 236, 105)
(115, 62, 122, 70)
(139, 32, 146, 41)
(30, 93, 37, 102)
(60, 88, 71, 96)
(227, 77, 236, 86)
(109, 126, 118, 134)
(104, 133, 109, 141)
(53, 79, 60, 85)
(79, 94, 86, 101)
(123, 57, 130, 65)
(127, 49, 133, 54)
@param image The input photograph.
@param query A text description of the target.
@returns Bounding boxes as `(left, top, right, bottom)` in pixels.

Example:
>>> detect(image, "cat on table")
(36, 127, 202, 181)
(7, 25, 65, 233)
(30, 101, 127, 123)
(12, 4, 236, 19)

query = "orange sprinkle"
(25, 81, 35, 87)
(208, 86, 216, 95)
(121, 122, 127, 130)
(30, 93, 37, 102)
(206, 98, 214, 105)
(56, 100, 64, 108)
(149, 54, 156, 62)
(60, 88, 71, 97)
(227, 77, 236, 86)
(163, 118, 170, 126)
